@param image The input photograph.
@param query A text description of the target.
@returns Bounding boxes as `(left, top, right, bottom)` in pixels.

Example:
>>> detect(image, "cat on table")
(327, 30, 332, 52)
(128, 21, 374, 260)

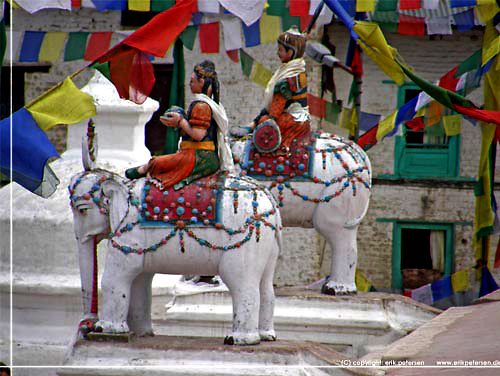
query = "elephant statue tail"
(343, 198, 370, 229)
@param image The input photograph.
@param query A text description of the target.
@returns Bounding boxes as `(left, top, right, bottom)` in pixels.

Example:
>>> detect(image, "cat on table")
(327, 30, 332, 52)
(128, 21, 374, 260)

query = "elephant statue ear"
(82, 119, 98, 171)
(101, 178, 130, 233)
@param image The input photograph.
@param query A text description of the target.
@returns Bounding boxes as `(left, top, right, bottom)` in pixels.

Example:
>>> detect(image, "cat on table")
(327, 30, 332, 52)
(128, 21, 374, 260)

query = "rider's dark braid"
(194, 60, 220, 104)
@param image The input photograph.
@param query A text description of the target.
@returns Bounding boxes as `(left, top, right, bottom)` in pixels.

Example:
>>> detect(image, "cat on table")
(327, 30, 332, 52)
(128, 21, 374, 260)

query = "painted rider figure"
(230, 26, 311, 151)
(126, 60, 233, 189)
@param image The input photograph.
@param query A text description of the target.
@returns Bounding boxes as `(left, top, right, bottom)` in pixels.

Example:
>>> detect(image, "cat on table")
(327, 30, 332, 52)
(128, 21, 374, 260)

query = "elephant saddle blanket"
(241, 134, 314, 179)
(139, 173, 222, 227)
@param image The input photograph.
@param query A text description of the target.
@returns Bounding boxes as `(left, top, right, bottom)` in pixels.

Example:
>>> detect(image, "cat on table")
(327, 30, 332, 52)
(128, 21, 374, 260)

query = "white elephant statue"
(232, 133, 371, 295)
(69, 162, 282, 345)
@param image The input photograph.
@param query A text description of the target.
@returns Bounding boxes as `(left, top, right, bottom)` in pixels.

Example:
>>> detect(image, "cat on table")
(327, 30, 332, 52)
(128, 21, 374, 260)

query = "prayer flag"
(339, 107, 353, 131)
(64, 32, 89, 61)
(359, 111, 381, 131)
(450, 0, 476, 6)
(240, 48, 254, 77)
(267, 0, 287, 16)
(281, 13, 301, 33)
(475, 0, 500, 24)
(151, 0, 175, 12)
(226, 49, 239, 63)
(451, 269, 469, 292)
(199, 22, 219, 53)
(25, 77, 96, 131)
(307, 94, 326, 118)
(453, 8, 475, 32)
(355, 269, 372, 292)
(376, 0, 397, 11)
(128, 0, 150, 11)
(411, 284, 433, 305)
(443, 115, 462, 136)
(479, 267, 499, 297)
(91, 0, 126, 11)
(422, 0, 440, 9)
(398, 14, 425, 36)
(197, 0, 219, 13)
(376, 110, 397, 140)
(242, 19, 260, 48)
(92, 0, 194, 103)
(456, 49, 482, 76)
(250, 62, 272, 88)
(426, 17, 452, 35)
(427, 101, 444, 126)
(218, 0, 266, 26)
(84, 31, 112, 61)
(300, 15, 313, 31)
(400, 0, 421, 10)
(357, 123, 378, 150)
(19, 31, 45, 62)
(290, 0, 310, 16)
(356, 0, 375, 12)
(325, 100, 341, 124)
(179, 25, 197, 51)
(71, 0, 81, 7)
(13, 0, 71, 13)
(260, 15, 280, 44)
(431, 277, 453, 301)
(309, 0, 333, 27)
(38, 32, 67, 62)
(0, 108, 60, 197)
(222, 18, 243, 51)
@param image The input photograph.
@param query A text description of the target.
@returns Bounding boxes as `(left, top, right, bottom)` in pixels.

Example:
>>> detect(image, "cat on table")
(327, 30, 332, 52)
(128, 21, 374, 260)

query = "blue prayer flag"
(479, 267, 499, 298)
(431, 276, 453, 301)
(0, 108, 60, 196)
(19, 31, 45, 62)
(242, 19, 260, 48)
(453, 9, 475, 32)
(359, 112, 381, 131)
(91, 0, 127, 11)
(385, 95, 418, 138)
(191, 12, 203, 26)
(450, 0, 476, 7)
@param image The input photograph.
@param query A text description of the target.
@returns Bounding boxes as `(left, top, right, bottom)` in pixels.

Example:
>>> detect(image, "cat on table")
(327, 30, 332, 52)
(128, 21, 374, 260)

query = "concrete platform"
(379, 291, 500, 375)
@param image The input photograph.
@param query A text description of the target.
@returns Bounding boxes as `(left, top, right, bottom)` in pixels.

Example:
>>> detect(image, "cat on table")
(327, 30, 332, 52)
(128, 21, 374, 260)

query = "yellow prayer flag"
(443, 115, 462, 136)
(476, 0, 500, 24)
(356, 0, 375, 12)
(6, 0, 20, 9)
(451, 269, 469, 292)
(376, 111, 397, 140)
(416, 107, 426, 118)
(482, 36, 500, 66)
(250, 62, 273, 88)
(128, 0, 150, 12)
(26, 77, 96, 131)
(427, 101, 444, 127)
(339, 107, 353, 131)
(260, 14, 281, 44)
(38, 32, 67, 62)
(355, 269, 372, 293)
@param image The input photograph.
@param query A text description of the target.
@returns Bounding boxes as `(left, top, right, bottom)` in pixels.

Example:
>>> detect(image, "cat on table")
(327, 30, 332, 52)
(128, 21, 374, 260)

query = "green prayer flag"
(281, 13, 300, 33)
(348, 78, 360, 105)
(163, 38, 184, 155)
(240, 49, 254, 78)
(424, 122, 446, 137)
(64, 32, 89, 61)
(267, 0, 287, 16)
(179, 25, 197, 51)
(151, 0, 175, 12)
(325, 100, 341, 124)
(375, 0, 398, 11)
(90, 61, 111, 81)
(456, 49, 482, 77)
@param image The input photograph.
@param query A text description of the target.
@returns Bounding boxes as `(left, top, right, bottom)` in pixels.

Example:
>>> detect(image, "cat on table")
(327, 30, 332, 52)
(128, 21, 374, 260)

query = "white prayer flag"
(221, 17, 243, 52)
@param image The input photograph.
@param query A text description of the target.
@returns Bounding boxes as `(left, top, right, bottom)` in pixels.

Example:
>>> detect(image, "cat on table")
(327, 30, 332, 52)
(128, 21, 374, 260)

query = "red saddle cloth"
(141, 174, 220, 226)
(245, 134, 314, 178)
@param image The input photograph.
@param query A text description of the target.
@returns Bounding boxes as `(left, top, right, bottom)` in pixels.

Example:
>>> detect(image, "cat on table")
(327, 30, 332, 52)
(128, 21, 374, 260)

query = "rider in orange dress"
(231, 26, 311, 151)
(126, 60, 233, 189)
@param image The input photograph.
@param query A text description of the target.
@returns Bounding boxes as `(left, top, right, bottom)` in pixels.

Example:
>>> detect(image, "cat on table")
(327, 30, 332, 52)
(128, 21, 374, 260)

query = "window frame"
(391, 221, 455, 290)
(393, 83, 461, 179)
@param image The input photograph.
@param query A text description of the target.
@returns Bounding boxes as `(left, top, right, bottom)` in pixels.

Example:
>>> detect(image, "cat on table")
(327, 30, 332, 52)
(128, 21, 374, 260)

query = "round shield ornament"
(252, 119, 281, 153)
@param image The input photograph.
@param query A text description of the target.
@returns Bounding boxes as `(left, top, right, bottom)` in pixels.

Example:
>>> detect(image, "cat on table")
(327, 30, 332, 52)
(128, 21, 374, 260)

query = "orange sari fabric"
(147, 149, 196, 189)
(259, 93, 310, 149)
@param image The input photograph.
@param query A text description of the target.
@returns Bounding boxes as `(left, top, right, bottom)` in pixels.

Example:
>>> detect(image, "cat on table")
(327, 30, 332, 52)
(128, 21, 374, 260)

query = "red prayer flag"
(199, 22, 219, 54)
(84, 32, 112, 61)
(71, 0, 81, 7)
(405, 117, 425, 131)
(452, 104, 500, 126)
(351, 46, 363, 78)
(494, 238, 500, 269)
(439, 66, 459, 91)
(226, 49, 239, 63)
(290, 0, 310, 17)
(400, 0, 421, 10)
(357, 124, 379, 150)
(307, 93, 325, 118)
(91, 0, 195, 104)
(398, 14, 425, 36)
(300, 15, 313, 32)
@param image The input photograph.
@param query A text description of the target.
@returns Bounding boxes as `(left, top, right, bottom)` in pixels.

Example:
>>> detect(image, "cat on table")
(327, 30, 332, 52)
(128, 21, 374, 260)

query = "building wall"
(8, 7, 500, 287)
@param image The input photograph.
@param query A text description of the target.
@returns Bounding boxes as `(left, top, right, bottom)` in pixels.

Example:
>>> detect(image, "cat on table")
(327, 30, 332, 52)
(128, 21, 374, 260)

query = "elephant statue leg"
(258, 252, 277, 341)
(127, 272, 154, 337)
(321, 224, 358, 295)
(78, 237, 98, 320)
(96, 250, 144, 334)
